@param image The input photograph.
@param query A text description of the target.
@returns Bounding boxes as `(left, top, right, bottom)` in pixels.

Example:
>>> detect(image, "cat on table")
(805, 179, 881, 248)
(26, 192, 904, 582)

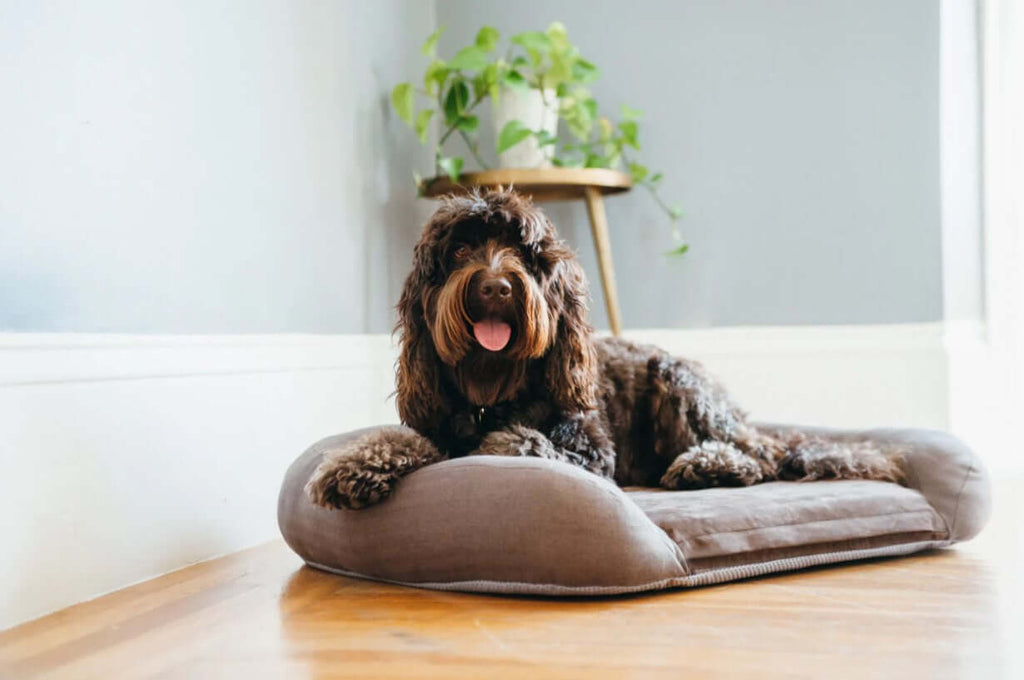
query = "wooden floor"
(2, 482, 1022, 680)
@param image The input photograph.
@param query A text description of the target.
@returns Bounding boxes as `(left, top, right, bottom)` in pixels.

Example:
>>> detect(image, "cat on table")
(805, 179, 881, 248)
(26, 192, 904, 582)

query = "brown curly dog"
(307, 188, 905, 509)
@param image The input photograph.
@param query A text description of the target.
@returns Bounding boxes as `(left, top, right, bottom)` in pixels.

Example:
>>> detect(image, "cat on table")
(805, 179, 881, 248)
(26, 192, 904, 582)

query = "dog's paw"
(778, 441, 906, 484)
(305, 455, 398, 510)
(660, 441, 764, 490)
(475, 425, 552, 457)
(304, 427, 445, 510)
(777, 448, 849, 482)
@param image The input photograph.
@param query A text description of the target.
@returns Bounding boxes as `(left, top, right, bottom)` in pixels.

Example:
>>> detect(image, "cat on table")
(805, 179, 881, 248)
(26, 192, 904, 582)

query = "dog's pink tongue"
(473, 319, 512, 352)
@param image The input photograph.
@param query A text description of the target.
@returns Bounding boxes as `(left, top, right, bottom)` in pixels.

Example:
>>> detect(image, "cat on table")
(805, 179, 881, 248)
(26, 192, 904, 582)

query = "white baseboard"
(0, 322, 1013, 630)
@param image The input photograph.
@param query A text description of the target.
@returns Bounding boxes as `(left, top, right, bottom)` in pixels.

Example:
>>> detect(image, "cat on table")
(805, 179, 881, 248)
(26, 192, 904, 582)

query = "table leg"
(582, 186, 623, 336)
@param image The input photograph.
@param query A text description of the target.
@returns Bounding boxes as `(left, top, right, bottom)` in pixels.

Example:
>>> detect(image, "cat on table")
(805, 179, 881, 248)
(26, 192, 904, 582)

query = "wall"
(0, 333, 399, 631)
(434, 0, 946, 330)
(940, 0, 984, 322)
(0, 0, 433, 334)
(0, 0, 960, 335)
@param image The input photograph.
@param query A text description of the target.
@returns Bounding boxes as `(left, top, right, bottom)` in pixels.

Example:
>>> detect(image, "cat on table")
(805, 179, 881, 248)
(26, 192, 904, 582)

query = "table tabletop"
(419, 167, 632, 202)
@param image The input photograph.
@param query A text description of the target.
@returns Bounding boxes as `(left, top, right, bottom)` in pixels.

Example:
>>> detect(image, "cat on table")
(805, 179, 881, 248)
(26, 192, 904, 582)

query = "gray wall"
(0, 0, 434, 333)
(435, 0, 944, 329)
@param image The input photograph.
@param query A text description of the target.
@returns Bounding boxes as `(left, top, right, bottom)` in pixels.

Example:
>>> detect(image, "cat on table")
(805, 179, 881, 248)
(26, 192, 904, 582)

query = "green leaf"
(650, 172, 664, 184)
(621, 104, 643, 121)
(496, 120, 533, 153)
(452, 80, 469, 109)
(424, 60, 448, 95)
(562, 97, 596, 141)
(511, 56, 530, 69)
(443, 80, 470, 123)
(525, 48, 543, 69)
(664, 243, 690, 256)
(572, 59, 599, 83)
(390, 83, 414, 125)
(668, 204, 684, 219)
(447, 46, 489, 72)
(438, 156, 463, 182)
(422, 26, 445, 56)
(564, 116, 591, 141)
(504, 70, 528, 89)
(618, 120, 639, 149)
(471, 63, 500, 100)
(475, 26, 499, 51)
(455, 115, 479, 132)
(482, 62, 499, 85)
(584, 154, 608, 168)
(470, 75, 486, 101)
(628, 162, 648, 183)
(414, 109, 433, 143)
(547, 51, 572, 85)
(535, 129, 558, 147)
(510, 31, 552, 53)
(546, 22, 568, 44)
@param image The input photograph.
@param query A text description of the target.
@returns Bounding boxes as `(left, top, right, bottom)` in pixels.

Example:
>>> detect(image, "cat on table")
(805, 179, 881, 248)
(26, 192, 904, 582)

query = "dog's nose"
(479, 276, 512, 300)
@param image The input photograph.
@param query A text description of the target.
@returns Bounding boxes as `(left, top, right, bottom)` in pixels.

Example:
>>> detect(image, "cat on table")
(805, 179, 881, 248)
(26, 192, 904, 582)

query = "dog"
(307, 188, 905, 510)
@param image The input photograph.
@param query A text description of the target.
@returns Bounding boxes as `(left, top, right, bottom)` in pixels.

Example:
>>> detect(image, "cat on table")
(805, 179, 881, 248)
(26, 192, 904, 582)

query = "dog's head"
(395, 188, 597, 430)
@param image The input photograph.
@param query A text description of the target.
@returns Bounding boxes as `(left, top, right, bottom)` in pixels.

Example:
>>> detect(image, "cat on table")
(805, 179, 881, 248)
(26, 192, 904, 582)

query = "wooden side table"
(420, 168, 632, 336)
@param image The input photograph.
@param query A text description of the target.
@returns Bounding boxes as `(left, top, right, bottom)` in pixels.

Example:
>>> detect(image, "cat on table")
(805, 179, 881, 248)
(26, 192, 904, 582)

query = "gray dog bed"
(277, 425, 991, 595)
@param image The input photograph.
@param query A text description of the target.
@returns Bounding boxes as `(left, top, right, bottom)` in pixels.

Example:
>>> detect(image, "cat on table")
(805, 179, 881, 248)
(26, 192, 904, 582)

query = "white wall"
(952, 0, 1024, 481)
(0, 333, 399, 631)
(0, 0, 434, 334)
(940, 0, 984, 322)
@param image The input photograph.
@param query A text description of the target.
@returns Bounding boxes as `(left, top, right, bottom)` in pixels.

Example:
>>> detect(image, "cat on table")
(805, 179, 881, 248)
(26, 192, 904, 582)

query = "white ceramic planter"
(492, 87, 558, 168)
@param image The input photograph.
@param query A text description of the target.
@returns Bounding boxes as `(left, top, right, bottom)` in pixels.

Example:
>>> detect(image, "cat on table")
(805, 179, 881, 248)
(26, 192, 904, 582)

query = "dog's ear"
(394, 239, 449, 435)
(544, 252, 599, 414)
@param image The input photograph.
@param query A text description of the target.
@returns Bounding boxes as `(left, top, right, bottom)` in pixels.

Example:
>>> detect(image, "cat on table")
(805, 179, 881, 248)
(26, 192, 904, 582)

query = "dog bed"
(277, 424, 991, 595)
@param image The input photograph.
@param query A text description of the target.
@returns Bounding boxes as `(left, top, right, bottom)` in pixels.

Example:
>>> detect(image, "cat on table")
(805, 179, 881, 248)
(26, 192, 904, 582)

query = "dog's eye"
(453, 245, 471, 260)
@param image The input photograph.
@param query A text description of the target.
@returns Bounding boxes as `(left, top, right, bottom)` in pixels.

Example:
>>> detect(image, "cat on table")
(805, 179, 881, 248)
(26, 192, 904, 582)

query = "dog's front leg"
(475, 412, 615, 479)
(305, 426, 446, 510)
(474, 424, 572, 462)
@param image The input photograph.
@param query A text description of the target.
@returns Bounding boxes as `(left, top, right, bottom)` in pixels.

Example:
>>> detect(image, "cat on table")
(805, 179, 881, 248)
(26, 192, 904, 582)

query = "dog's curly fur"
(305, 427, 443, 510)
(308, 189, 906, 509)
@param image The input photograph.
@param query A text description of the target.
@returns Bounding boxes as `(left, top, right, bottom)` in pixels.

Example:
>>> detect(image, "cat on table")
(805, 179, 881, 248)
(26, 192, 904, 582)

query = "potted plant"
(391, 23, 688, 255)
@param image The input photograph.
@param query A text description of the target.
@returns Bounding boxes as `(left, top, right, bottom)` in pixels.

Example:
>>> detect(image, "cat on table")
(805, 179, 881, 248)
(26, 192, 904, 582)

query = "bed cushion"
(277, 425, 990, 595)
